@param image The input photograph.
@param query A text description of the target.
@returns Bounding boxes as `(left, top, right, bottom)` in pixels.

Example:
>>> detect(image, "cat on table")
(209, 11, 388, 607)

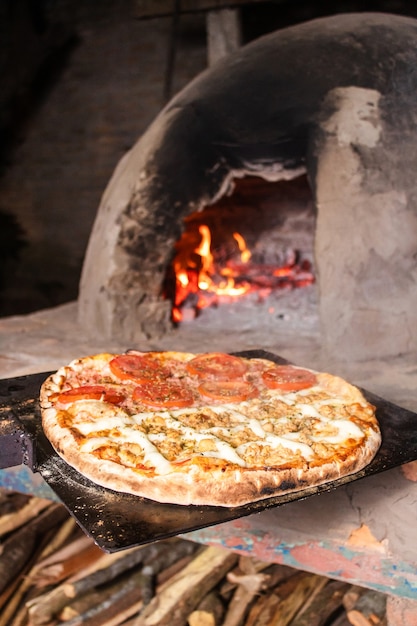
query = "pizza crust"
(41, 403, 380, 507)
(316, 372, 367, 404)
(40, 353, 381, 507)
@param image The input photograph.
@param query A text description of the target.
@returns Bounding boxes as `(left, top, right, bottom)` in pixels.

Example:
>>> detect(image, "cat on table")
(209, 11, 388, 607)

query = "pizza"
(39, 351, 381, 507)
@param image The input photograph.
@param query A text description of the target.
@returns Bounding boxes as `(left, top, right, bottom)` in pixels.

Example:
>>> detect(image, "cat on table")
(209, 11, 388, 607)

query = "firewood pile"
(0, 490, 387, 626)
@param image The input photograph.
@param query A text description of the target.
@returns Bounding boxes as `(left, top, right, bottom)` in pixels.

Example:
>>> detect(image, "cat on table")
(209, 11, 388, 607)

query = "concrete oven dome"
(78, 12, 417, 361)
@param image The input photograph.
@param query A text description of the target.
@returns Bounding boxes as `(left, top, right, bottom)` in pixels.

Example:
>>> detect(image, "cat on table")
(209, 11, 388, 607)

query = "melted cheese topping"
(63, 382, 372, 475)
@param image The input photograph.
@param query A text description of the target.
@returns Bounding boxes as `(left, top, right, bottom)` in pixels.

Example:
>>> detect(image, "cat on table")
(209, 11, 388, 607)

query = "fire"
(168, 223, 314, 323)
(195, 225, 214, 290)
(233, 232, 251, 263)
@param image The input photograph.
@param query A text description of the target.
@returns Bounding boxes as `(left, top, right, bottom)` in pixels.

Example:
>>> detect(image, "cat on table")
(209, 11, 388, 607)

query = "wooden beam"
(207, 8, 242, 65)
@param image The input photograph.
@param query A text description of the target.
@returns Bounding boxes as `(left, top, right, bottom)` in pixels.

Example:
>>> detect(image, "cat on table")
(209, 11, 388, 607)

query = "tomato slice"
(57, 385, 125, 405)
(198, 380, 258, 403)
(186, 353, 248, 380)
(109, 354, 170, 383)
(133, 380, 194, 409)
(262, 365, 317, 392)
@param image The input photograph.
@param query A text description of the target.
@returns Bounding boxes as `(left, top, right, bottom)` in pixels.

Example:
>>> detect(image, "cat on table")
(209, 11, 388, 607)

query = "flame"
(233, 232, 251, 263)
(169, 221, 314, 323)
(195, 225, 251, 296)
(171, 224, 252, 321)
(195, 225, 214, 290)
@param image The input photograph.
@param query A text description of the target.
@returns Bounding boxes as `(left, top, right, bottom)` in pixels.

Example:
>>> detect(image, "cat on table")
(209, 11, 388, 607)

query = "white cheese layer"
(68, 385, 367, 474)
(310, 419, 365, 444)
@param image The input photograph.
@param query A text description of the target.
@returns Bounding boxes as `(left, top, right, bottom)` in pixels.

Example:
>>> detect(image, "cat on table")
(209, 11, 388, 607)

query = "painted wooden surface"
(187, 465, 417, 600)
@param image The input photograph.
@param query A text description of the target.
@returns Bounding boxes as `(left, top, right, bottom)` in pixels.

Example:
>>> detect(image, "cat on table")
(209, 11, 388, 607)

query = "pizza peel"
(1, 350, 417, 552)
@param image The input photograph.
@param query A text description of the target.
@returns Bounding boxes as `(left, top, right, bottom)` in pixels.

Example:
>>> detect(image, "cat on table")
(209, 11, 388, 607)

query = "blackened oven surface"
(1, 350, 417, 552)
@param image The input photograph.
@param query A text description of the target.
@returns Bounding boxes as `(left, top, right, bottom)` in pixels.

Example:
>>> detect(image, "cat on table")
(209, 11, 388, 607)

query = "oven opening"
(163, 174, 316, 324)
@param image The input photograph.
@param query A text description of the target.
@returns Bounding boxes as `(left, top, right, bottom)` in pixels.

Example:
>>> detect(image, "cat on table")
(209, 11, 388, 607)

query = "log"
(245, 591, 282, 626)
(0, 490, 30, 514)
(140, 539, 199, 605)
(134, 546, 238, 626)
(0, 490, 392, 626)
(345, 589, 387, 626)
(26, 539, 196, 625)
(0, 497, 51, 538)
(290, 580, 351, 626)
(244, 571, 328, 626)
(8, 516, 87, 624)
(36, 516, 78, 560)
(0, 503, 68, 596)
(271, 573, 328, 625)
(222, 569, 270, 626)
(58, 569, 147, 626)
(32, 536, 104, 587)
(26, 544, 157, 624)
(188, 591, 225, 626)
(157, 554, 196, 586)
(59, 540, 199, 622)
(47, 541, 198, 626)
(188, 611, 216, 626)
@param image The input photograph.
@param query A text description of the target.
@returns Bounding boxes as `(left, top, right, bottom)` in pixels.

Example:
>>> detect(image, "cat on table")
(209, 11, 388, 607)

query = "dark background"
(1, 0, 416, 317)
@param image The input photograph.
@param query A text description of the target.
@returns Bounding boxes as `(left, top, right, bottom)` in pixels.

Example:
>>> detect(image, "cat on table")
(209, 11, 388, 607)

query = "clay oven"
(78, 12, 417, 361)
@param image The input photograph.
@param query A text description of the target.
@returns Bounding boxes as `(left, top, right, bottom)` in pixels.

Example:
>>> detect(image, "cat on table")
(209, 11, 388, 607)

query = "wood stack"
(0, 490, 387, 626)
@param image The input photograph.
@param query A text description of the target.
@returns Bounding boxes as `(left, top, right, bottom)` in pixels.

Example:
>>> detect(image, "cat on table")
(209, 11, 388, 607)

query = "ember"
(166, 220, 314, 323)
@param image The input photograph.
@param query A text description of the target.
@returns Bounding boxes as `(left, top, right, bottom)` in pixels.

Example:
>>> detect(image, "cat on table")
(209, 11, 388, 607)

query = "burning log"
(167, 214, 314, 323)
